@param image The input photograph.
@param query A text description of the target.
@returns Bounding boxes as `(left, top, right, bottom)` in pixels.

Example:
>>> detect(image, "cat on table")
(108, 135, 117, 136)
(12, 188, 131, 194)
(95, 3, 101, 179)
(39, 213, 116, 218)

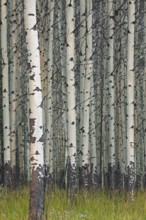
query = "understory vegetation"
(0, 188, 146, 220)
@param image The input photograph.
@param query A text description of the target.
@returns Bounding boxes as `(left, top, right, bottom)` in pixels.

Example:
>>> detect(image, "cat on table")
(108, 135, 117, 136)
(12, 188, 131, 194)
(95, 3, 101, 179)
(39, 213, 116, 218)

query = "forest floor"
(0, 187, 146, 220)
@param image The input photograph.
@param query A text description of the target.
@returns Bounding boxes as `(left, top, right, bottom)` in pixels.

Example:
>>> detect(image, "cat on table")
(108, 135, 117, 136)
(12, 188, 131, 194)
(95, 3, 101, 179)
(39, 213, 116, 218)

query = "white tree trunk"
(81, 0, 93, 188)
(1, 0, 11, 186)
(126, 0, 135, 193)
(66, 0, 77, 196)
(24, 0, 44, 218)
(107, 0, 115, 189)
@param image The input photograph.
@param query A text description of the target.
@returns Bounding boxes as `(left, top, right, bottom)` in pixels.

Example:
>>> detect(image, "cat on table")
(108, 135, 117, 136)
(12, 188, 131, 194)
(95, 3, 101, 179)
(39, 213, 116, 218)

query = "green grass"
(0, 187, 146, 220)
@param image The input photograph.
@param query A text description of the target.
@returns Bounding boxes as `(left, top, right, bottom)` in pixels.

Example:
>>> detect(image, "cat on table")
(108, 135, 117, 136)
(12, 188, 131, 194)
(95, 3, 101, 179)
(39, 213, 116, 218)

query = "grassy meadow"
(0, 187, 146, 220)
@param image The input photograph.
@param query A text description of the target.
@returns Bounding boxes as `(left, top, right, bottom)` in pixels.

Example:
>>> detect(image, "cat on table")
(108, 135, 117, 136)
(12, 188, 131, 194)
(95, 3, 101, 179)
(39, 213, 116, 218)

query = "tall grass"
(0, 187, 146, 220)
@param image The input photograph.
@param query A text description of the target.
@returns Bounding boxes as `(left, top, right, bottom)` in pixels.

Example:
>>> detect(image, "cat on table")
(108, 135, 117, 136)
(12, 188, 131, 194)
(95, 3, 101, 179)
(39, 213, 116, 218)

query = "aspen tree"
(79, 0, 86, 170)
(91, 0, 104, 188)
(81, 0, 90, 188)
(16, 0, 24, 183)
(81, 0, 93, 188)
(90, 80, 97, 188)
(45, 0, 54, 187)
(126, 0, 135, 194)
(119, 0, 128, 189)
(114, 0, 121, 189)
(96, 0, 107, 188)
(24, 0, 44, 218)
(1, 0, 11, 186)
(107, 0, 115, 189)
(9, 0, 18, 185)
(66, 0, 77, 198)
(134, 0, 144, 188)
(58, 0, 68, 188)
(20, 8, 30, 181)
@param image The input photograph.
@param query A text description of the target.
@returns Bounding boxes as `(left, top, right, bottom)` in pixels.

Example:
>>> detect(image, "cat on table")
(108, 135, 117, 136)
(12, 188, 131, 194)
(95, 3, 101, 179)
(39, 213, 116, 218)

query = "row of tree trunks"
(0, 0, 144, 218)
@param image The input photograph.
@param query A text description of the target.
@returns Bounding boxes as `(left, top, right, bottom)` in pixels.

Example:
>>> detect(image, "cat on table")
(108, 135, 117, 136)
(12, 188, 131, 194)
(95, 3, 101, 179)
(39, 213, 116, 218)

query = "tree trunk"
(126, 0, 135, 196)
(107, 0, 115, 190)
(1, 0, 11, 186)
(24, 0, 45, 219)
(66, 0, 77, 200)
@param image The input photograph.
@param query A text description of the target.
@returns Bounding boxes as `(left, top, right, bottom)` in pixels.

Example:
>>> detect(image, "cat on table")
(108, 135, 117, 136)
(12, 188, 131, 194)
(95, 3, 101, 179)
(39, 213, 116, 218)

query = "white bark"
(82, 0, 92, 167)
(24, 0, 44, 171)
(107, 0, 115, 170)
(66, 0, 77, 166)
(1, 0, 10, 165)
(126, 0, 135, 190)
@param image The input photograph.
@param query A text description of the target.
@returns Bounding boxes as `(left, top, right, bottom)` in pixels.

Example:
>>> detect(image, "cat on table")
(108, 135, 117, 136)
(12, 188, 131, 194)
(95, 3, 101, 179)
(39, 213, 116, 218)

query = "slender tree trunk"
(107, 0, 115, 190)
(79, 0, 86, 170)
(9, 0, 18, 186)
(81, 0, 92, 189)
(45, 0, 54, 188)
(1, 0, 11, 186)
(58, 0, 67, 189)
(66, 0, 77, 200)
(126, 0, 135, 196)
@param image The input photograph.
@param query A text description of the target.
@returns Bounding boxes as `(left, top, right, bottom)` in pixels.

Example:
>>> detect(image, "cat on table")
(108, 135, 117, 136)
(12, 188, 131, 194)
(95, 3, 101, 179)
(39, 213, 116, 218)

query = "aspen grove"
(0, 0, 146, 218)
